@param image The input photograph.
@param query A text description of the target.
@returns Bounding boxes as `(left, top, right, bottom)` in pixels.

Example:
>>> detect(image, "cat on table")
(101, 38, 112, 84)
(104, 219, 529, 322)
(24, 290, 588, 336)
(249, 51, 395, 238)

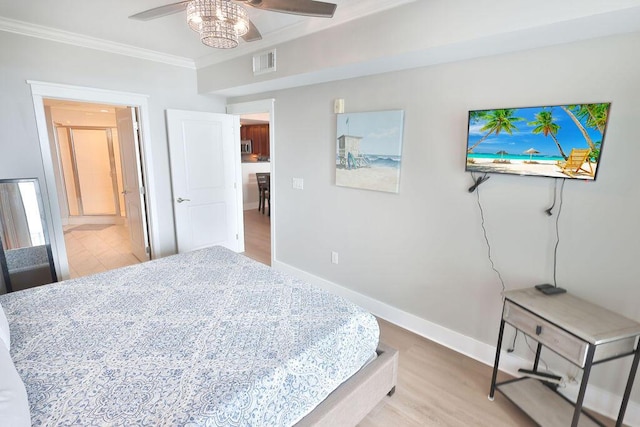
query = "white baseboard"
(272, 260, 640, 426)
(244, 202, 259, 211)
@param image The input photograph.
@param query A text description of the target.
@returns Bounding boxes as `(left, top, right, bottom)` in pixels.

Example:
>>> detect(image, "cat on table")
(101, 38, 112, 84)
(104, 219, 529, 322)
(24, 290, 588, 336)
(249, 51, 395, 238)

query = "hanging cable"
(468, 173, 490, 193)
(545, 178, 559, 216)
(552, 179, 566, 287)
(472, 173, 506, 292)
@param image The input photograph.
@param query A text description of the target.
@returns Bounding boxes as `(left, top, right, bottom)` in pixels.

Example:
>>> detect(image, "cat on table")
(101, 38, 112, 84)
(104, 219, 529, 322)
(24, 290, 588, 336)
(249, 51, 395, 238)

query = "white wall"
(0, 31, 226, 260)
(230, 32, 640, 417)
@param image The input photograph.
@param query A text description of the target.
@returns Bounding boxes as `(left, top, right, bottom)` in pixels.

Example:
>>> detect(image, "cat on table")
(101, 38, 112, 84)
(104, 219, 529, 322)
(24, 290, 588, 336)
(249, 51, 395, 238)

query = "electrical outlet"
(331, 251, 339, 264)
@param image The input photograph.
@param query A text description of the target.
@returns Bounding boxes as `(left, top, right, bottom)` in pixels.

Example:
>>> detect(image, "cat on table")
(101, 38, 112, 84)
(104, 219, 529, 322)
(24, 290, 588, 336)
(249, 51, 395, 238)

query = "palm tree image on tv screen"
(465, 103, 610, 180)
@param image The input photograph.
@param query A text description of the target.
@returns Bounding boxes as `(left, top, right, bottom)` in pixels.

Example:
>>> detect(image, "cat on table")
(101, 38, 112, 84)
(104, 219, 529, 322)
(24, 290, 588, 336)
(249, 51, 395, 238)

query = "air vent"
(253, 49, 276, 75)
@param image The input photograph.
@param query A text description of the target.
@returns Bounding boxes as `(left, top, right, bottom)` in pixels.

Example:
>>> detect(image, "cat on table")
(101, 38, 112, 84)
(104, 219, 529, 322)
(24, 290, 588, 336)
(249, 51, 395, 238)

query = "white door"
(115, 107, 150, 261)
(166, 109, 243, 253)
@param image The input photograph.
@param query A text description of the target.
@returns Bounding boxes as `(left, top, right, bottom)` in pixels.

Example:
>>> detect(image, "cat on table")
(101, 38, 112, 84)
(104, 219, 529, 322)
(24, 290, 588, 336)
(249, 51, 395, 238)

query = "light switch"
(292, 178, 304, 190)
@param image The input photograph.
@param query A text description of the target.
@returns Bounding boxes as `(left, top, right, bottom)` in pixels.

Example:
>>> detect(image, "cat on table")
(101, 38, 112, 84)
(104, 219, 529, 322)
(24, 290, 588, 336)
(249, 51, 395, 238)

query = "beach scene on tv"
(466, 103, 610, 180)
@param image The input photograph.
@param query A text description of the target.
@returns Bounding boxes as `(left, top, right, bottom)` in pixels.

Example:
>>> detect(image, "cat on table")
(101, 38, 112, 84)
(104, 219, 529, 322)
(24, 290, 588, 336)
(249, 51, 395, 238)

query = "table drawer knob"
(536, 325, 542, 335)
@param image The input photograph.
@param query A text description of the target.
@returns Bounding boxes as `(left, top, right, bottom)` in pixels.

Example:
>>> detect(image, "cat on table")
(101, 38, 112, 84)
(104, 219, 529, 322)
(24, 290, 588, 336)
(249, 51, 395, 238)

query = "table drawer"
(503, 300, 588, 367)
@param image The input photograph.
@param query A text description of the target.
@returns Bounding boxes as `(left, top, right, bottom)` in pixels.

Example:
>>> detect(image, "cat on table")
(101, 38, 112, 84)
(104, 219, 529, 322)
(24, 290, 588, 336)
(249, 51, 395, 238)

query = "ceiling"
(0, 0, 413, 68)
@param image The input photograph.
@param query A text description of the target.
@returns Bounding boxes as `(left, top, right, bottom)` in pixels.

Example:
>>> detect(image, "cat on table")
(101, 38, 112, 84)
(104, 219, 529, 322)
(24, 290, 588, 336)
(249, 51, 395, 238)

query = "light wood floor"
(360, 319, 536, 426)
(241, 212, 619, 426)
(359, 319, 617, 426)
(243, 208, 271, 265)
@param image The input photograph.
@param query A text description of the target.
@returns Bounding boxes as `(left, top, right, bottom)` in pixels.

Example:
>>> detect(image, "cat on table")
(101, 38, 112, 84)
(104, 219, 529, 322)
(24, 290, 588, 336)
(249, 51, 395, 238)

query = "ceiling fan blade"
(239, 0, 337, 18)
(242, 20, 263, 42)
(129, 1, 190, 21)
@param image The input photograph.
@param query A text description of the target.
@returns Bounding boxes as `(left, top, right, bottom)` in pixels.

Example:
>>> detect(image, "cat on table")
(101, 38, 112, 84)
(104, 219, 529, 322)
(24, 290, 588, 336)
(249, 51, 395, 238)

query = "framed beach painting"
(336, 110, 405, 193)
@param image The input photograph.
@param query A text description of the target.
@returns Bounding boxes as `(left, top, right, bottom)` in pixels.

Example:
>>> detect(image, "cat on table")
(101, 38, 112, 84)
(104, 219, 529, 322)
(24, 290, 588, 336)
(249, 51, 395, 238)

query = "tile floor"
(63, 224, 140, 279)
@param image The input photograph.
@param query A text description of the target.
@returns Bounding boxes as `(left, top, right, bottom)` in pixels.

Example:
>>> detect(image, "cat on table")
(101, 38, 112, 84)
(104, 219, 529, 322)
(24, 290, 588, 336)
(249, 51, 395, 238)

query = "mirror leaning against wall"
(0, 178, 57, 293)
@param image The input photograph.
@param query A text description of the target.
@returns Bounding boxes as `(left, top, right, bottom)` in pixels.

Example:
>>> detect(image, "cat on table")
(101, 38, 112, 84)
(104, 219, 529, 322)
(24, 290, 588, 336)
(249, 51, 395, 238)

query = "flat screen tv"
(465, 103, 611, 180)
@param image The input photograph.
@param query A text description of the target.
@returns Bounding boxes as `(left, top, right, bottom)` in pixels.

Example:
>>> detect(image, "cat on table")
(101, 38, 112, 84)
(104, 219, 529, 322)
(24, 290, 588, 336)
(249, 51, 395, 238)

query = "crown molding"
(0, 16, 196, 69)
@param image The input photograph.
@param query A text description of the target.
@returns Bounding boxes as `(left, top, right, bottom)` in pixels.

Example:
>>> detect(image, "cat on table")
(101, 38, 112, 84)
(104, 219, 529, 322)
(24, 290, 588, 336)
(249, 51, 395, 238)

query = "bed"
(0, 246, 397, 426)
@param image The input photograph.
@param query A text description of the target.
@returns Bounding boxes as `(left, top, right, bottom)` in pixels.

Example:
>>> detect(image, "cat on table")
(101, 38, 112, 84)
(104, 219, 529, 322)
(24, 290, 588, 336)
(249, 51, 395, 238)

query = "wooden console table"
(489, 287, 640, 427)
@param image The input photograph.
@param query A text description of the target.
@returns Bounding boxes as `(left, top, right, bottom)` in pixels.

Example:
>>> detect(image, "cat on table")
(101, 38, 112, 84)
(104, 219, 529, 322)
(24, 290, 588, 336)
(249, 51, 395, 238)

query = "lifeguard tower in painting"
(337, 135, 369, 169)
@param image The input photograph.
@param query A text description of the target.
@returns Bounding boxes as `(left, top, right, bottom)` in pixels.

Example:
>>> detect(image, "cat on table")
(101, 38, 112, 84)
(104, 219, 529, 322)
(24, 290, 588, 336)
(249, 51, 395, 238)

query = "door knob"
(177, 197, 191, 203)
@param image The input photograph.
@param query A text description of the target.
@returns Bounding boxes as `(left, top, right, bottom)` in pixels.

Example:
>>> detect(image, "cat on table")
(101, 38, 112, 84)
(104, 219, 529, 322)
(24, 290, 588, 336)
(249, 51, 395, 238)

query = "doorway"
(227, 100, 274, 265)
(240, 112, 271, 265)
(44, 99, 150, 278)
(55, 126, 122, 220)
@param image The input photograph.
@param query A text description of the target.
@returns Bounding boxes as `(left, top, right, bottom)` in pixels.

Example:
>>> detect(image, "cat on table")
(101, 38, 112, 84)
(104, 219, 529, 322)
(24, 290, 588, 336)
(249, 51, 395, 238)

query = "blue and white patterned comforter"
(0, 246, 379, 426)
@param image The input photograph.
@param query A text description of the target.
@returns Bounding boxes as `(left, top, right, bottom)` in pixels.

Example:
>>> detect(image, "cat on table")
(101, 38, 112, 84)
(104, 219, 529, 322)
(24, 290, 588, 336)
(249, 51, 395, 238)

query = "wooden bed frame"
(296, 342, 398, 426)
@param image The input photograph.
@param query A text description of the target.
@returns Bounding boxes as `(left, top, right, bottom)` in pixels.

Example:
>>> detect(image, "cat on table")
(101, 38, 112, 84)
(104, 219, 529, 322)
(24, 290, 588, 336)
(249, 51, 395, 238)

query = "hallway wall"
(0, 31, 226, 272)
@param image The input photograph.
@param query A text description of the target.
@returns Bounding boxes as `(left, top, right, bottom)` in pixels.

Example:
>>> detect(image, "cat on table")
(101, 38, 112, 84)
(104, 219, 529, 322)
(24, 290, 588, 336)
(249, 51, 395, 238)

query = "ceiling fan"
(129, 0, 338, 47)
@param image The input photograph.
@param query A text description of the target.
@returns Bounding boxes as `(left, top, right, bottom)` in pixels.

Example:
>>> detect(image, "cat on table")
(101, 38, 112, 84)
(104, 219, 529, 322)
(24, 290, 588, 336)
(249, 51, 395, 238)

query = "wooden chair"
(556, 148, 594, 178)
(256, 172, 270, 216)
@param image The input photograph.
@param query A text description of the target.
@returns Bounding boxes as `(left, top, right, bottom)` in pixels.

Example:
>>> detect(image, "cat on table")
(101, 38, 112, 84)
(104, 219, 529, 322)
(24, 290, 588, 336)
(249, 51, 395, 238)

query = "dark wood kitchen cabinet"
(241, 124, 270, 157)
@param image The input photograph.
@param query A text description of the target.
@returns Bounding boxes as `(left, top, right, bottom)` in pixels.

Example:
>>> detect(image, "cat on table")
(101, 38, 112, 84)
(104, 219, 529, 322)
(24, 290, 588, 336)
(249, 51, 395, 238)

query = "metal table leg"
(489, 318, 506, 400)
(532, 342, 542, 371)
(572, 344, 596, 427)
(616, 346, 640, 426)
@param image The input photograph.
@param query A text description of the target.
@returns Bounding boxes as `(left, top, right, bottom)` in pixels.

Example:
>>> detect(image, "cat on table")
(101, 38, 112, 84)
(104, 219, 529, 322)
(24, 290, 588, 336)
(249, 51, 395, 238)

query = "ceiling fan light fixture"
(233, 13, 250, 36)
(186, 0, 207, 32)
(200, 20, 238, 49)
(187, 0, 250, 48)
(188, 15, 203, 30)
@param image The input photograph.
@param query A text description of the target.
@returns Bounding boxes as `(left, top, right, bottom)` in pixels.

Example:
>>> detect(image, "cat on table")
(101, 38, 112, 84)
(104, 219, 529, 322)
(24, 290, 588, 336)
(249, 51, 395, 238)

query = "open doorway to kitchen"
(240, 112, 271, 265)
(44, 99, 150, 278)
(228, 100, 274, 266)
